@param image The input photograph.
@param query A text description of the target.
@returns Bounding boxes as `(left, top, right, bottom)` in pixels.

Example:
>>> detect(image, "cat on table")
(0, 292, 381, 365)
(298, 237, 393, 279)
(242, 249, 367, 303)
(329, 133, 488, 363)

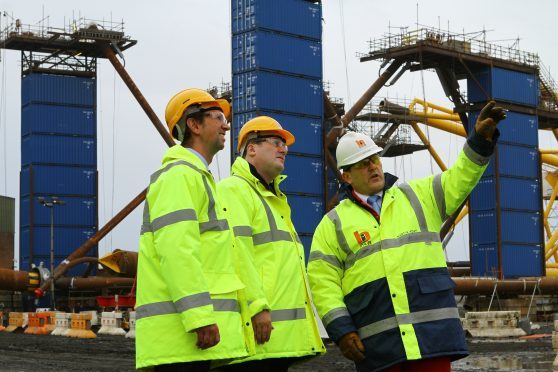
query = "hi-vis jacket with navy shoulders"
(136, 145, 247, 369)
(308, 135, 494, 372)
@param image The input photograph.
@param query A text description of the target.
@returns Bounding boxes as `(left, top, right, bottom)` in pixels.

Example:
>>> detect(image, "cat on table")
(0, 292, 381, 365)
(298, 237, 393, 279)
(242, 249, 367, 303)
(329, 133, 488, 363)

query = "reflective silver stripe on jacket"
(326, 209, 352, 256)
(357, 307, 460, 340)
(136, 295, 240, 320)
(432, 174, 448, 221)
(141, 208, 197, 234)
(322, 307, 350, 327)
(398, 183, 428, 232)
(345, 231, 440, 269)
(175, 292, 212, 313)
(141, 160, 228, 235)
(463, 142, 490, 166)
(271, 307, 306, 322)
(308, 250, 343, 270)
(212, 299, 241, 312)
(233, 175, 295, 245)
(331, 185, 441, 270)
(233, 225, 253, 237)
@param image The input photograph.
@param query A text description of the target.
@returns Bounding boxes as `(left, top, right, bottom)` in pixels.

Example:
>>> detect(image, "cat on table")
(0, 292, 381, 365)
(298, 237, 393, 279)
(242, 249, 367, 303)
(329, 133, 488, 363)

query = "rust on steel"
(104, 45, 175, 147)
(40, 189, 146, 294)
(453, 277, 558, 295)
(55, 276, 135, 290)
(0, 268, 30, 292)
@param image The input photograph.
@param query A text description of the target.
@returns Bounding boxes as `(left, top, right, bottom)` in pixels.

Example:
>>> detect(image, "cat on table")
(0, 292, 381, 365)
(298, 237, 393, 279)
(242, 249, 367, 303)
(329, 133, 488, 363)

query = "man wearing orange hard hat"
(218, 116, 325, 371)
(136, 88, 248, 371)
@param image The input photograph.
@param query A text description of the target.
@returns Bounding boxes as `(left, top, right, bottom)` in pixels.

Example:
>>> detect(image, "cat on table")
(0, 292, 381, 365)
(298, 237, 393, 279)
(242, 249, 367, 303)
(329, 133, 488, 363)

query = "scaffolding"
(0, 16, 136, 75)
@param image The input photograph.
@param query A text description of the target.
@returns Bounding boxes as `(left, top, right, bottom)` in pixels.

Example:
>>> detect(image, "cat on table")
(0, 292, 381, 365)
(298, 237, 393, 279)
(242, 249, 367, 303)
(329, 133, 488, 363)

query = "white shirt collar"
(186, 148, 209, 169)
(354, 190, 383, 205)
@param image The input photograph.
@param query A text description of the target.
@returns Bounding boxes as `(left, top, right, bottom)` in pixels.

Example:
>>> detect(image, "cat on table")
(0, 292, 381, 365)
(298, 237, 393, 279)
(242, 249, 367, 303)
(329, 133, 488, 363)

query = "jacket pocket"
(417, 274, 455, 294)
(345, 283, 375, 315)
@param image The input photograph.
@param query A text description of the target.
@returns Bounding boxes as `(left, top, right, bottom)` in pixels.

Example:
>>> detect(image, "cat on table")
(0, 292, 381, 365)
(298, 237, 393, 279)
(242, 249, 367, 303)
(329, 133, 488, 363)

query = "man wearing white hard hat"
(308, 102, 506, 372)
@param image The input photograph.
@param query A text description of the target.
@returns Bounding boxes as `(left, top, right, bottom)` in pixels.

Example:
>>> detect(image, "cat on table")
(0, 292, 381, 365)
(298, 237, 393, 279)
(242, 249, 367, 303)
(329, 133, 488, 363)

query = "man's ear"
(341, 170, 352, 185)
(186, 117, 201, 135)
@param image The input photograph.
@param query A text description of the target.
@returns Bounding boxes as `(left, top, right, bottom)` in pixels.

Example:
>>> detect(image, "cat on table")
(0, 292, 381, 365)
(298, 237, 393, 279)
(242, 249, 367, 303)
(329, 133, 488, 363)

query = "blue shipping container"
(232, 111, 323, 155)
(22, 104, 96, 137)
(20, 195, 97, 227)
(233, 71, 322, 116)
(497, 144, 539, 178)
(501, 244, 543, 278)
(469, 176, 496, 211)
(232, 30, 322, 78)
(281, 154, 323, 195)
(470, 210, 497, 244)
(481, 143, 538, 178)
(22, 73, 96, 106)
(470, 176, 540, 212)
(232, 0, 321, 40)
(287, 193, 324, 234)
(499, 177, 540, 211)
(468, 111, 538, 147)
(20, 226, 97, 258)
(20, 165, 97, 197)
(501, 210, 542, 245)
(470, 243, 499, 277)
(470, 209, 542, 245)
(467, 67, 538, 106)
(21, 134, 97, 167)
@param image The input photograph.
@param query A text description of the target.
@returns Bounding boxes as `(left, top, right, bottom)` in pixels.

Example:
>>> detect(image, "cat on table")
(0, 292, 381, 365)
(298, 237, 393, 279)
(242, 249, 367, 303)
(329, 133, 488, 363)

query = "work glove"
(194, 323, 220, 349)
(474, 100, 507, 142)
(338, 331, 365, 362)
(251, 309, 273, 344)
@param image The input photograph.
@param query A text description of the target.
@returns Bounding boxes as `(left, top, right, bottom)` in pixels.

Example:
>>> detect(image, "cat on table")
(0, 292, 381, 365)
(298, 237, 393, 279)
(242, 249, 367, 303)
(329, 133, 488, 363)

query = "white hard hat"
(336, 131, 383, 169)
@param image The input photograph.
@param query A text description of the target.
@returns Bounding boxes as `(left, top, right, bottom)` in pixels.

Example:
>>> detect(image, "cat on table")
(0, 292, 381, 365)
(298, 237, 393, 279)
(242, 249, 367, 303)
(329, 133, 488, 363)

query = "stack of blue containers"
(231, 0, 323, 257)
(468, 66, 544, 278)
(20, 73, 98, 276)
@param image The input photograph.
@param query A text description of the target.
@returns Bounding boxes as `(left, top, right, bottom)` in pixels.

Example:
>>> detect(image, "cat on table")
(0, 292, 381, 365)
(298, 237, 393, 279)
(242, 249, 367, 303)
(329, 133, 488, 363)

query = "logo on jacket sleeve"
(353, 230, 371, 245)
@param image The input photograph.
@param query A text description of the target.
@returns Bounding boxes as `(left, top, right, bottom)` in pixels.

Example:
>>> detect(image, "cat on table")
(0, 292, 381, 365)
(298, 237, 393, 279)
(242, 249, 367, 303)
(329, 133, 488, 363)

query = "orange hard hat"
(165, 88, 230, 139)
(237, 116, 295, 153)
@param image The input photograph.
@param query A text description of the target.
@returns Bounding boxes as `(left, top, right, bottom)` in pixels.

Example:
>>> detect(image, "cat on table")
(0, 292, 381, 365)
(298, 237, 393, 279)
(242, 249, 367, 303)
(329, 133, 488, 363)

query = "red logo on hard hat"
(355, 139, 366, 148)
(353, 231, 371, 244)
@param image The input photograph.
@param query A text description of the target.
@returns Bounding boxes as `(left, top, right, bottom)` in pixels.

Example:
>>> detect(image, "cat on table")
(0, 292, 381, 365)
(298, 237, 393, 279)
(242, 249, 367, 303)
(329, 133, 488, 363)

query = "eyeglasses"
(204, 111, 228, 124)
(254, 137, 288, 151)
(350, 154, 381, 170)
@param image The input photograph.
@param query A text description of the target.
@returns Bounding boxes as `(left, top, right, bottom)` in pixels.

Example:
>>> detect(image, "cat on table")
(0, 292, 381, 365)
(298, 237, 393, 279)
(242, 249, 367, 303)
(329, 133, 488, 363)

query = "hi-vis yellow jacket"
(308, 139, 492, 372)
(136, 145, 247, 369)
(218, 157, 325, 362)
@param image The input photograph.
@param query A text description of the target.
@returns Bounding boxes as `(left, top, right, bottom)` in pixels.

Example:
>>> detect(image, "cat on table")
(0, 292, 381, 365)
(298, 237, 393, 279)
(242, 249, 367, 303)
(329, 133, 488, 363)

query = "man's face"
(250, 136, 288, 179)
(199, 109, 230, 154)
(341, 154, 385, 195)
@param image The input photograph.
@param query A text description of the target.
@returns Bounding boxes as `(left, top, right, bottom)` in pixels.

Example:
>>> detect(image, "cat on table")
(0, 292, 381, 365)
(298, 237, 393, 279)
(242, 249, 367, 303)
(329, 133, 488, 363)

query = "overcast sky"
(0, 0, 556, 267)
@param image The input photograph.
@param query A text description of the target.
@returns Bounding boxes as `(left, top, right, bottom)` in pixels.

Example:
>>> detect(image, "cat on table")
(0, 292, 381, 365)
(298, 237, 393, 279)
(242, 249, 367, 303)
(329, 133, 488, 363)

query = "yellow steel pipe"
(542, 154, 558, 168)
(409, 111, 461, 121)
(545, 228, 558, 260)
(410, 122, 447, 171)
(540, 149, 558, 155)
(424, 118, 466, 137)
(410, 98, 457, 115)
(454, 205, 469, 225)
(545, 219, 552, 239)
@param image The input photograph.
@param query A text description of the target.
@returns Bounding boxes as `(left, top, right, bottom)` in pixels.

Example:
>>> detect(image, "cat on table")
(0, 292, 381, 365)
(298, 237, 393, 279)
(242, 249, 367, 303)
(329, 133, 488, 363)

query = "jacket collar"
(231, 157, 286, 195)
(340, 172, 398, 208)
(162, 145, 209, 175)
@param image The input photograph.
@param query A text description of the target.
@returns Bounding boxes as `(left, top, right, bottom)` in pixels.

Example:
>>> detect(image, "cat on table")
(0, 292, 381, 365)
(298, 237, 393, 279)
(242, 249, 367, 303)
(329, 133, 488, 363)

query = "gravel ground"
(0, 332, 555, 371)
